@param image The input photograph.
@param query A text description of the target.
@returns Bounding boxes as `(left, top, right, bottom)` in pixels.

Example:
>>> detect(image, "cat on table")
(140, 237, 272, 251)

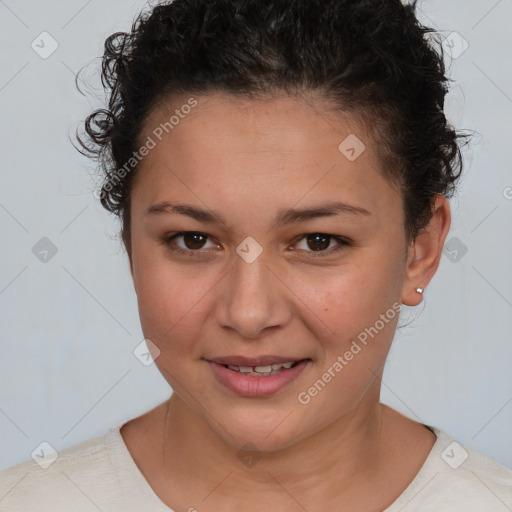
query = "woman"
(1, 0, 511, 510)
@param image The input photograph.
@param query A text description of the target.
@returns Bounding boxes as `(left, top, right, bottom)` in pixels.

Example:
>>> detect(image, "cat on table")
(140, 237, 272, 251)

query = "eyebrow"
(145, 200, 371, 229)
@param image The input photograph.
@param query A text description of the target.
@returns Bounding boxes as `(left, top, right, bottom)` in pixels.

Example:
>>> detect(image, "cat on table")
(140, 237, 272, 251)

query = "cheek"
(293, 271, 401, 412)
(300, 255, 399, 331)
(295, 256, 402, 384)
(131, 241, 207, 344)
(136, 273, 208, 344)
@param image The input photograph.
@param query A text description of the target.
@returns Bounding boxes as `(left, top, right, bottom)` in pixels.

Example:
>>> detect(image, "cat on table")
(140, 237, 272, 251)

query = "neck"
(158, 391, 392, 510)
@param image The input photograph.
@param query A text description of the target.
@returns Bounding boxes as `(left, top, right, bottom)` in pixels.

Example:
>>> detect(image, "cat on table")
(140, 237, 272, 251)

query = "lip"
(206, 358, 310, 397)
(207, 355, 305, 366)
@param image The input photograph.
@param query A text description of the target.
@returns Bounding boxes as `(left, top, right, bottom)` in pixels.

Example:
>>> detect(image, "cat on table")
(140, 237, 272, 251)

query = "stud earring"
(416, 287, 424, 294)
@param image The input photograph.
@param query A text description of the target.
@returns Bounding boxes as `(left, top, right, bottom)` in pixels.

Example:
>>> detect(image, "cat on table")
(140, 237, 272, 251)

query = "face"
(128, 92, 413, 451)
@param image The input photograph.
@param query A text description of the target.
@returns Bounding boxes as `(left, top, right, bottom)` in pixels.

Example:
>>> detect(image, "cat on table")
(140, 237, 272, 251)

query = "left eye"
(162, 232, 348, 257)
(294, 233, 348, 255)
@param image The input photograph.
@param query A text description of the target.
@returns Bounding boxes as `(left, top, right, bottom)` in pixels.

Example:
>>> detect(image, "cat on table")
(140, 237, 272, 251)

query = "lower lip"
(207, 360, 310, 397)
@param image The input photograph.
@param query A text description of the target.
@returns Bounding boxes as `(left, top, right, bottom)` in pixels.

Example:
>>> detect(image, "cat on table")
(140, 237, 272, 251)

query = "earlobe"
(128, 252, 137, 285)
(127, 253, 139, 297)
(125, 244, 135, 282)
(128, 254, 134, 280)
(401, 194, 451, 306)
(122, 230, 135, 280)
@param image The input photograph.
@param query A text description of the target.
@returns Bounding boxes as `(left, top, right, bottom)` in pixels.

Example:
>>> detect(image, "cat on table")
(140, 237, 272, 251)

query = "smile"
(206, 358, 310, 397)
(225, 361, 297, 376)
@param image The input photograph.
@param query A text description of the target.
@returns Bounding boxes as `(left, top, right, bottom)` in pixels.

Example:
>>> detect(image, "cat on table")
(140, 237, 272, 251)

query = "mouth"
(206, 355, 309, 376)
(220, 361, 301, 376)
(205, 356, 311, 397)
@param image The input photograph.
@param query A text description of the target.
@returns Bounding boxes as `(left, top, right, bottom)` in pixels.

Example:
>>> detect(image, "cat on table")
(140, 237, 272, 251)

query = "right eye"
(161, 231, 220, 256)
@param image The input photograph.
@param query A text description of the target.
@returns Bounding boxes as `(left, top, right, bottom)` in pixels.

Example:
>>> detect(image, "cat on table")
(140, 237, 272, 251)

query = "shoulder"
(451, 438, 512, 506)
(387, 426, 512, 512)
(0, 428, 122, 511)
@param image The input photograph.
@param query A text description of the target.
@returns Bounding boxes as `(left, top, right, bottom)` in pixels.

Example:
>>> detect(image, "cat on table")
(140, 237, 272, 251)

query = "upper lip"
(207, 355, 308, 366)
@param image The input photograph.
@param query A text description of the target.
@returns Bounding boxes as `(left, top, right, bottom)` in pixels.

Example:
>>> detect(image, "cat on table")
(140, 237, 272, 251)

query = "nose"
(215, 250, 291, 340)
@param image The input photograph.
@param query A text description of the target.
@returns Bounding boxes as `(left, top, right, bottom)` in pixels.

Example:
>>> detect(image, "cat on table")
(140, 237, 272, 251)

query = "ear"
(401, 194, 451, 306)
(127, 249, 134, 280)
(122, 230, 135, 280)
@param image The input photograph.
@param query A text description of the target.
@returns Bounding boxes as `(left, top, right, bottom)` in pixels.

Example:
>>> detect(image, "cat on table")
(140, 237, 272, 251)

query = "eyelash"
(161, 231, 350, 259)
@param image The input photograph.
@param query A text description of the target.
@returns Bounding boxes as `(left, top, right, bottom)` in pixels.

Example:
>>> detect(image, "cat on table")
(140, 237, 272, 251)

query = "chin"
(210, 409, 310, 454)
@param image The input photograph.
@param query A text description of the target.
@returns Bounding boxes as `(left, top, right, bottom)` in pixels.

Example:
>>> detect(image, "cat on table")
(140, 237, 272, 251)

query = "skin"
(121, 92, 451, 512)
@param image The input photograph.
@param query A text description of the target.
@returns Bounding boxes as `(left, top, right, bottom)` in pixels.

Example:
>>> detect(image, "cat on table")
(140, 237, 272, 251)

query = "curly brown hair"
(76, 0, 473, 251)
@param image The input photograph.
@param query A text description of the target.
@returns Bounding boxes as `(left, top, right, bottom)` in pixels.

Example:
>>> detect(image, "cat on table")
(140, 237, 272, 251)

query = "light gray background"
(1, 0, 511, 471)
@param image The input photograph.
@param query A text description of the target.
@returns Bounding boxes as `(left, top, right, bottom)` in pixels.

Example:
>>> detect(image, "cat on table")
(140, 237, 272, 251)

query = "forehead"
(132, 92, 401, 226)
(140, 92, 373, 157)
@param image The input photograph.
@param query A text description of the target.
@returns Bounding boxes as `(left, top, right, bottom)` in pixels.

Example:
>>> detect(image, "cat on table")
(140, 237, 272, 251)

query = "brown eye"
(306, 234, 331, 251)
(162, 231, 348, 259)
(180, 232, 208, 250)
(163, 232, 218, 256)
(294, 233, 349, 257)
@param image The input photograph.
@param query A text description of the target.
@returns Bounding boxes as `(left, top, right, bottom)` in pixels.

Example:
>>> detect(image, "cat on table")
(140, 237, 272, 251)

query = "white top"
(1, 422, 511, 511)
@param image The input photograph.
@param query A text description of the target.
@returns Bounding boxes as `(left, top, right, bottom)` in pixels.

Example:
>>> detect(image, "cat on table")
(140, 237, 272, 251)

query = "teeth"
(254, 365, 272, 373)
(225, 361, 297, 375)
